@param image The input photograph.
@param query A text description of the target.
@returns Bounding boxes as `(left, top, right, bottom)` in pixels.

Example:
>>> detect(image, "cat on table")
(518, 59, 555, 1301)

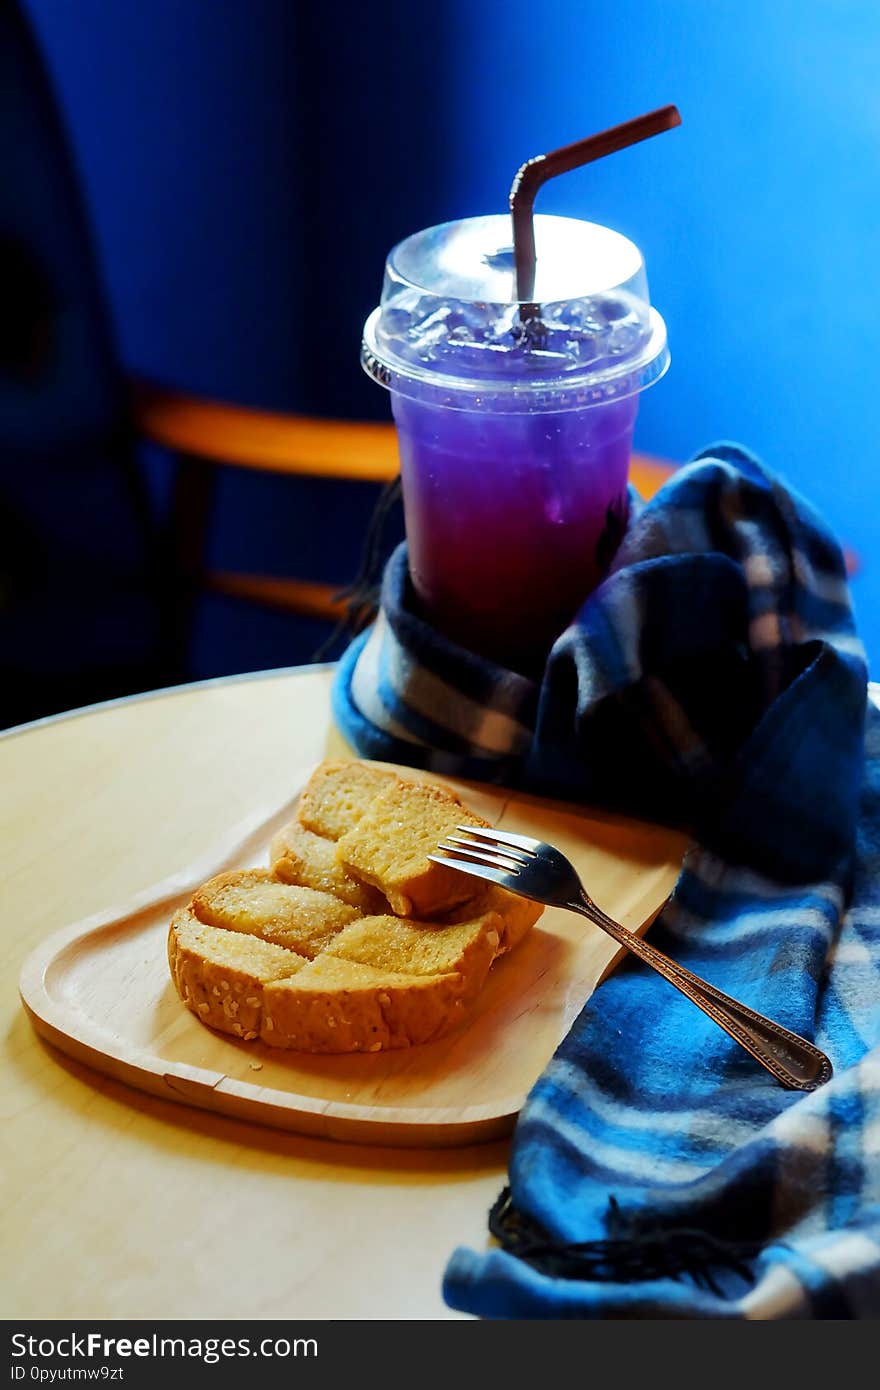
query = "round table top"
(2, 667, 508, 1320)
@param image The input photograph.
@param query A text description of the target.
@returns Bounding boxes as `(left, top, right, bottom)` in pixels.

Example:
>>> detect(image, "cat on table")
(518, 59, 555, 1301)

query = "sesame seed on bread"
(168, 907, 307, 1041)
(262, 956, 472, 1053)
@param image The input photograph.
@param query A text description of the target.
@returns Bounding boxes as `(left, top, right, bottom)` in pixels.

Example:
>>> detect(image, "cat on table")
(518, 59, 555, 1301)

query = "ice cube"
(606, 320, 645, 356)
(484, 304, 521, 343)
(408, 302, 459, 342)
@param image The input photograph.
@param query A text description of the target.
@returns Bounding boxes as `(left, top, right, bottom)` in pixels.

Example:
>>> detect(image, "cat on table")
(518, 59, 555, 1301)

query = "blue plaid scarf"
(333, 443, 879, 1317)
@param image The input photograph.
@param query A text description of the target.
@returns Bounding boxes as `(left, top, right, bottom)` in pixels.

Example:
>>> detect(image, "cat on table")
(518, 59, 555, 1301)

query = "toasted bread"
(192, 868, 359, 958)
(262, 956, 473, 1053)
(270, 819, 387, 913)
(169, 764, 537, 1053)
(325, 910, 500, 985)
(337, 778, 490, 916)
(446, 884, 543, 953)
(168, 907, 307, 1040)
(297, 759, 394, 840)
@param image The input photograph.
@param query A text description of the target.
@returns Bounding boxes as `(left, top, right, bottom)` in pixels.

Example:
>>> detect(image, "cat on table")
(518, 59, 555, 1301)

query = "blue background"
(24, 0, 880, 671)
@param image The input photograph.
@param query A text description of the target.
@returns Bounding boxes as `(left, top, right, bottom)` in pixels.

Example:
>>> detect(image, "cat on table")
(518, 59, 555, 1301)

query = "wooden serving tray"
(19, 762, 689, 1147)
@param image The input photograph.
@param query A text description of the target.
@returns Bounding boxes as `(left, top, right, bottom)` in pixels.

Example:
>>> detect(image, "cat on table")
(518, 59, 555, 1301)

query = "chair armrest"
(129, 378, 401, 483)
(630, 455, 675, 500)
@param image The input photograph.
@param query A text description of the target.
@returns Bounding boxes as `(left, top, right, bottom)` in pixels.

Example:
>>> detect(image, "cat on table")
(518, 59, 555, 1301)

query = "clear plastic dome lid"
(361, 213, 669, 410)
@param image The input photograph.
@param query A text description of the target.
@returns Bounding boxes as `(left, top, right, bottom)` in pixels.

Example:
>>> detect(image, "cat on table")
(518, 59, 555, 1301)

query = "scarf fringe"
(489, 1188, 762, 1296)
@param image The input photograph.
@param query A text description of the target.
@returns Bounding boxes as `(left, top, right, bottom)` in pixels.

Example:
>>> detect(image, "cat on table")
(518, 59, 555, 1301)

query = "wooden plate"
(19, 762, 689, 1147)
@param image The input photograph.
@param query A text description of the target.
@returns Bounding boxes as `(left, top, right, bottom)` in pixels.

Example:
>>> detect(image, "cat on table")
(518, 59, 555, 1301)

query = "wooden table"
(1, 667, 509, 1321)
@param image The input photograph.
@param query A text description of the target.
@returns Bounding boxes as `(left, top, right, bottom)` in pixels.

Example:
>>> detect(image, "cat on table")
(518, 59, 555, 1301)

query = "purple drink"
(391, 391, 636, 667)
(362, 215, 669, 671)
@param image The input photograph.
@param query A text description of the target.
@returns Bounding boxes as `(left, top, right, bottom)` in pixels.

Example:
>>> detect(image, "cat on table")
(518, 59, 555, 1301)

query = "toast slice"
(168, 907, 307, 1040)
(170, 765, 539, 1054)
(337, 778, 490, 917)
(297, 759, 394, 840)
(324, 910, 500, 988)
(262, 955, 473, 1052)
(192, 869, 359, 958)
(270, 819, 387, 913)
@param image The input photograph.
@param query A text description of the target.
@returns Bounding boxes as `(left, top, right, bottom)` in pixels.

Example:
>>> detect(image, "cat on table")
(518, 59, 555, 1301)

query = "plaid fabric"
(333, 443, 878, 1317)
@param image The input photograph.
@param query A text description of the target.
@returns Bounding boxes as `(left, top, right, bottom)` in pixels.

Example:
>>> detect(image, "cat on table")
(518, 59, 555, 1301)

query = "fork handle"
(569, 897, 832, 1091)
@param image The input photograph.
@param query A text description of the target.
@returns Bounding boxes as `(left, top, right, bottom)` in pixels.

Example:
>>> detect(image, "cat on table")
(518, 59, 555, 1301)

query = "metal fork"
(429, 825, 833, 1092)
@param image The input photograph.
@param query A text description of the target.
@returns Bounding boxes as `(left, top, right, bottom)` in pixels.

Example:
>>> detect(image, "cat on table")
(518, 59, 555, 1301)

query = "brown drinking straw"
(510, 105, 682, 311)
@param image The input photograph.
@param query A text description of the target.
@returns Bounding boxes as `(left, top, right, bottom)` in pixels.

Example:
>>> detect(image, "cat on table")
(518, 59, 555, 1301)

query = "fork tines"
(435, 841, 523, 873)
(429, 825, 536, 884)
(425, 853, 508, 888)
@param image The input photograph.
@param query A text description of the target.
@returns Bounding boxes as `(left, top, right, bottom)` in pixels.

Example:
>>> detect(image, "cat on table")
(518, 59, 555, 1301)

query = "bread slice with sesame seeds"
(324, 910, 500, 984)
(296, 758, 395, 840)
(169, 900, 498, 1054)
(336, 777, 491, 917)
(192, 868, 360, 958)
(169, 880, 504, 1054)
(262, 956, 475, 1053)
(269, 819, 388, 914)
(168, 907, 307, 1041)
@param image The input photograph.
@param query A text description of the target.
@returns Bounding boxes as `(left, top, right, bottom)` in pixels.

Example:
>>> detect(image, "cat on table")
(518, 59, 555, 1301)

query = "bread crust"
(262, 958, 473, 1053)
(168, 907, 306, 1041)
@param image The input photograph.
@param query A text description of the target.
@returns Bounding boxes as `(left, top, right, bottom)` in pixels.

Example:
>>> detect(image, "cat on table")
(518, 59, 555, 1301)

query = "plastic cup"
(362, 214, 669, 672)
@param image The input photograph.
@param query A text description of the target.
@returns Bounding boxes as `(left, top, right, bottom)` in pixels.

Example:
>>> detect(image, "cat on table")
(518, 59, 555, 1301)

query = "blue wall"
(443, 0, 880, 658)
(25, 0, 880, 669)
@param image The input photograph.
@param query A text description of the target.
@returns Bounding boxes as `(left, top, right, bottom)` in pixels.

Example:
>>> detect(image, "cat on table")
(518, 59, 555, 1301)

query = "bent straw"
(510, 105, 681, 309)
